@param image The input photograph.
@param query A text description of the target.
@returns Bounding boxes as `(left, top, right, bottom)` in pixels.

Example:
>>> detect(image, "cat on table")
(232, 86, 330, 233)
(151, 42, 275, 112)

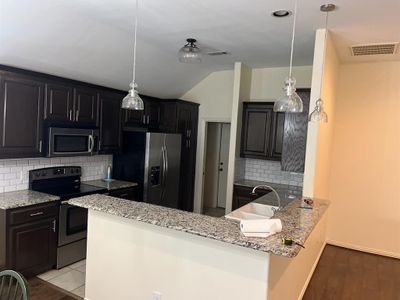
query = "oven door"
(48, 127, 99, 157)
(59, 202, 87, 246)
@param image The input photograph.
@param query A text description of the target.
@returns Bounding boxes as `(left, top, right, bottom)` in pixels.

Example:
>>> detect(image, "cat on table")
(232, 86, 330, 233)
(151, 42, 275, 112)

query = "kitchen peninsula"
(69, 193, 329, 300)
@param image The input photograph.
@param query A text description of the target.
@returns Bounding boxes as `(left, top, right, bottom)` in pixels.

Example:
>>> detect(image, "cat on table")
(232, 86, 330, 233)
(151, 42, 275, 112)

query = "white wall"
(0, 155, 112, 192)
(85, 210, 270, 300)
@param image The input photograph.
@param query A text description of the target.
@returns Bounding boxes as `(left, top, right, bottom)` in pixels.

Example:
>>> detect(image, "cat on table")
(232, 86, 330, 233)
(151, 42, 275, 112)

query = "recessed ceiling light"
(272, 10, 292, 18)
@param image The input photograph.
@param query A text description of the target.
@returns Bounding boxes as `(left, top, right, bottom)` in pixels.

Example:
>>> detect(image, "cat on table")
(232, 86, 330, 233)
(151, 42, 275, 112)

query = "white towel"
(240, 219, 282, 238)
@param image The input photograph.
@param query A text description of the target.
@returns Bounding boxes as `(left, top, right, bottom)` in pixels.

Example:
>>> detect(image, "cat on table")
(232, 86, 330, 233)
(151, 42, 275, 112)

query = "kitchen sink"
(225, 203, 279, 222)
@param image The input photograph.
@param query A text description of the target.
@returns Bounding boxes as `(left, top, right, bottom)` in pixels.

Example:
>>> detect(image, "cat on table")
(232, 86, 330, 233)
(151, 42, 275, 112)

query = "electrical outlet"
(152, 291, 162, 300)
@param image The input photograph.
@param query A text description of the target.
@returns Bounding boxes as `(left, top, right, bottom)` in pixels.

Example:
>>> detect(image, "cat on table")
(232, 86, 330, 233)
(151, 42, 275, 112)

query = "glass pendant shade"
(121, 82, 144, 110)
(309, 99, 328, 123)
(178, 39, 202, 63)
(274, 77, 303, 113)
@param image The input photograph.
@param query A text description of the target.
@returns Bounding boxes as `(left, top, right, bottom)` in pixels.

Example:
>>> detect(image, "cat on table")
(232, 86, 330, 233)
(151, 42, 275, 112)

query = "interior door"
(144, 133, 164, 205)
(217, 123, 231, 208)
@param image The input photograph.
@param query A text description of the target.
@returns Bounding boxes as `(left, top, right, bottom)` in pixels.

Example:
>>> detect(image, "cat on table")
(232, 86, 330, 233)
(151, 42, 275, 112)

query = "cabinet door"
(177, 103, 198, 212)
(8, 219, 57, 277)
(99, 92, 122, 153)
(159, 102, 177, 133)
(270, 112, 285, 160)
(145, 98, 160, 130)
(0, 72, 44, 158)
(123, 106, 145, 127)
(281, 89, 310, 173)
(44, 83, 74, 122)
(74, 87, 99, 125)
(241, 104, 273, 159)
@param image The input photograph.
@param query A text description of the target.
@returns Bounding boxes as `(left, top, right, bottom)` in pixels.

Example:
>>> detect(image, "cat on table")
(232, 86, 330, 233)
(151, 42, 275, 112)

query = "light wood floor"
(303, 245, 400, 300)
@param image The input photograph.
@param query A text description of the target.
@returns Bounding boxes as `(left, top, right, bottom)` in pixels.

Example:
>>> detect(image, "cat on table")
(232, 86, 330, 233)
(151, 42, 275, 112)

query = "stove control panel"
(29, 166, 82, 181)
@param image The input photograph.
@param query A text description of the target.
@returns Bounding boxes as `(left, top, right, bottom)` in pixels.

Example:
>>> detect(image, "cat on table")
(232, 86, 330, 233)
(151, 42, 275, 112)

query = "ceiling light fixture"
(122, 0, 144, 111)
(272, 10, 292, 18)
(273, 0, 303, 113)
(308, 3, 336, 123)
(178, 38, 202, 63)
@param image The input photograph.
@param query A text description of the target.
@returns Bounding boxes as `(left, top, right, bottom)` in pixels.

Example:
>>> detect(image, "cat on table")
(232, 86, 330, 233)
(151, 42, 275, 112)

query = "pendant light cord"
(289, 0, 298, 78)
(132, 0, 139, 84)
(319, 11, 329, 97)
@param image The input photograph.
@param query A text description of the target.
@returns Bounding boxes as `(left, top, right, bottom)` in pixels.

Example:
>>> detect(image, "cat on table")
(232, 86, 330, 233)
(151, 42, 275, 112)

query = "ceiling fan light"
(178, 38, 202, 63)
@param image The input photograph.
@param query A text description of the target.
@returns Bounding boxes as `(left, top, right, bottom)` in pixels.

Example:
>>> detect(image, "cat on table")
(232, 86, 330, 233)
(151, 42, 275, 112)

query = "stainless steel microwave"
(48, 127, 99, 157)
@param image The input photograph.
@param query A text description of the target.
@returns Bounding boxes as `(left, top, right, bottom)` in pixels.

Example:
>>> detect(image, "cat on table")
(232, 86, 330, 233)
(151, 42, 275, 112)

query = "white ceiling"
(0, 0, 399, 98)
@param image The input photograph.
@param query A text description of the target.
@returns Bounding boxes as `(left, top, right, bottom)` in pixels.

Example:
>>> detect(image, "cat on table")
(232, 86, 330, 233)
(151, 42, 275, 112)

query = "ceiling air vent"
(350, 42, 399, 56)
(206, 51, 230, 56)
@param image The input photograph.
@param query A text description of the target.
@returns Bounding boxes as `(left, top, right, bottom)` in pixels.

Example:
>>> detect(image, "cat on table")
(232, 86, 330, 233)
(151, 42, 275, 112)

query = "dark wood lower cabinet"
(1, 202, 58, 278)
(232, 185, 271, 210)
(108, 187, 137, 201)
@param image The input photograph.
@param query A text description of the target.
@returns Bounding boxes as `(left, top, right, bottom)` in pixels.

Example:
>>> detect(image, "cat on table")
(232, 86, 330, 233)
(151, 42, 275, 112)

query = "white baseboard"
(326, 240, 400, 259)
(297, 240, 327, 300)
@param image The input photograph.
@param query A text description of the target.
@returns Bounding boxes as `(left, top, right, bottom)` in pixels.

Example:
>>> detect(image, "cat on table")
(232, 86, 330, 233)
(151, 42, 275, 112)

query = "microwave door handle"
(88, 135, 95, 153)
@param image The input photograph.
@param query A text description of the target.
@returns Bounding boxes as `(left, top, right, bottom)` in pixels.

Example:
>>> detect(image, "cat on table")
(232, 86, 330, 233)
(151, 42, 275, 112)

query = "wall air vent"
(350, 42, 399, 56)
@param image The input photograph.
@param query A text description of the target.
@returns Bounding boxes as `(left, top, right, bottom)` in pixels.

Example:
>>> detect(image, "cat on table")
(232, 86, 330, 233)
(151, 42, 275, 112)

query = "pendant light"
(122, 0, 144, 110)
(178, 38, 202, 63)
(273, 0, 303, 113)
(309, 4, 336, 123)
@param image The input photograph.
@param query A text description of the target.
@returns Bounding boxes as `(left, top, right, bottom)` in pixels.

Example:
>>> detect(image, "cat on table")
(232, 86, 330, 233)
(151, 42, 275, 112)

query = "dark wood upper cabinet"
(73, 87, 99, 126)
(99, 92, 122, 153)
(124, 106, 144, 126)
(144, 97, 161, 130)
(44, 83, 74, 122)
(0, 71, 44, 158)
(159, 102, 178, 133)
(281, 89, 311, 173)
(240, 102, 283, 161)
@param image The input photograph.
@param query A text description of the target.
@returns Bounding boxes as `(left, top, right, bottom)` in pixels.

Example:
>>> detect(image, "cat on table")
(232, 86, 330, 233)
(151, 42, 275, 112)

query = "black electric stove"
(29, 166, 107, 269)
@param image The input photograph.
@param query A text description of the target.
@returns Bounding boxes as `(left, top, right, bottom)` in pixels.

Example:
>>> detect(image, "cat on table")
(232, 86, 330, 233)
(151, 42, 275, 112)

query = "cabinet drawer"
(8, 203, 58, 226)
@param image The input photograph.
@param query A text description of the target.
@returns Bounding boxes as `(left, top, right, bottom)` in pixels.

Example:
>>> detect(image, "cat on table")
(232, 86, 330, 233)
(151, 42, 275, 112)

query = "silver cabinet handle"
(76, 110, 79, 121)
(69, 109, 73, 121)
(188, 129, 191, 138)
(188, 140, 191, 148)
(146, 115, 150, 124)
(30, 212, 44, 217)
(39, 140, 42, 153)
(52, 220, 56, 233)
(119, 193, 129, 198)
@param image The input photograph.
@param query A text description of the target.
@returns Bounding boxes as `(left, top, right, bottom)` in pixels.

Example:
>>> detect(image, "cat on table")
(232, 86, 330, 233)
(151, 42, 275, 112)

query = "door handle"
(219, 168, 223, 172)
(39, 140, 43, 153)
(69, 109, 73, 121)
(76, 110, 79, 121)
(142, 115, 146, 124)
(146, 115, 150, 124)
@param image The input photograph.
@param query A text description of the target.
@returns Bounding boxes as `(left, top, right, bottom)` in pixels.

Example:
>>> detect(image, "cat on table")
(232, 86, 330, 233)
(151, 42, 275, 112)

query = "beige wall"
(327, 61, 400, 257)
(181, 70, 234, 212)
(250, 66, 313, 100)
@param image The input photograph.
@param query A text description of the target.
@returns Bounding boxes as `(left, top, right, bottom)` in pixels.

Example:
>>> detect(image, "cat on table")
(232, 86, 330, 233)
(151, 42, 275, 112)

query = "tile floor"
(37, 259, 86, 298)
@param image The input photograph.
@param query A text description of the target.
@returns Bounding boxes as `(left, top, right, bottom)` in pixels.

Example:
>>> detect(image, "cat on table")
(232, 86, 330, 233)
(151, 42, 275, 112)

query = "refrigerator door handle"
(161, 145, 166, 202)
(164, 144, 169, 186)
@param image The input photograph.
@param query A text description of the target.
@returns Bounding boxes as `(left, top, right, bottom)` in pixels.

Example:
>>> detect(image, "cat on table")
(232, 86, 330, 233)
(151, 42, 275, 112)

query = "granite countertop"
(0, 190, 60, 210)
(84, 179, 138, 191)
(235, 179, 303, 207)
(68, 194, 329, 258)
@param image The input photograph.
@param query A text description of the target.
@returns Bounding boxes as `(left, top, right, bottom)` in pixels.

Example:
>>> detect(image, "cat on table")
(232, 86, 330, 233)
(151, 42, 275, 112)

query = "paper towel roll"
(240, 219, 282, 234)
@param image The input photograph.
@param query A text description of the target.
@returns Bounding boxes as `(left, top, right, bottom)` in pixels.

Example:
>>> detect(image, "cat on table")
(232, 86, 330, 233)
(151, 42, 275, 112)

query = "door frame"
(193, 117, 231, 214)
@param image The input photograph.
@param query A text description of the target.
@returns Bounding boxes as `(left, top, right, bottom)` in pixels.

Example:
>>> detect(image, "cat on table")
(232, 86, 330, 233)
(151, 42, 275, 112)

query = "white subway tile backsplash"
(239, 158, 303, 187)
(0, 155, 112, 193)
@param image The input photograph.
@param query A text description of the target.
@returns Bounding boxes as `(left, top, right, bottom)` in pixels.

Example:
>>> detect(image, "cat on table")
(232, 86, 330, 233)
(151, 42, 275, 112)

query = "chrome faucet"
(251, 185, 282, 210)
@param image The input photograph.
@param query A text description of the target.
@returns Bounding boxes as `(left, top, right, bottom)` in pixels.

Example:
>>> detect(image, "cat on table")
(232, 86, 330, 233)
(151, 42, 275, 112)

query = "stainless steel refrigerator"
(113, 131, 181, 208)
